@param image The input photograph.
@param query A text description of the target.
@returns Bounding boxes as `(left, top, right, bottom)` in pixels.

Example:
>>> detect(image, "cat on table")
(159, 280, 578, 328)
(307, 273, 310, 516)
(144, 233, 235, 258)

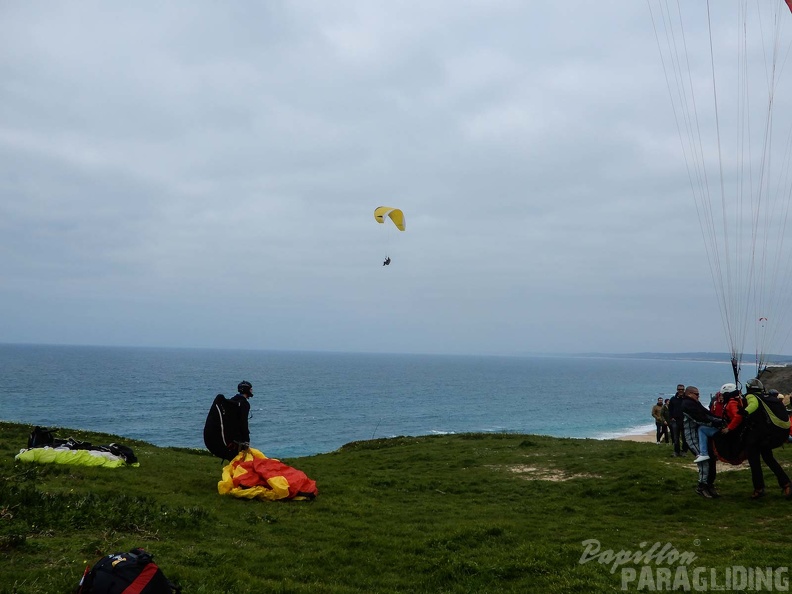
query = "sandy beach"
(616, 429, 660, 443)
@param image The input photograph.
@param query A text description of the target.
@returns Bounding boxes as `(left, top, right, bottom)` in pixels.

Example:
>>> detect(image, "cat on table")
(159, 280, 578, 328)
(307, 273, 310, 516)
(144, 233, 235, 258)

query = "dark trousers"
(697, 456, 717, 487)
(656, 422, 669, 443)
(670, 419, 688, 454)
(748, 445, 790, 491)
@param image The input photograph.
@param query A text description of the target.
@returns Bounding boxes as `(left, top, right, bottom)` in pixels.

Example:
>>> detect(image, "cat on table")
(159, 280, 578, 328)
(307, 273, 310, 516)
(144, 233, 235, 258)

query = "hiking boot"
(707, 485, 721, 498)
(783, 483, 792, 499)
(693, 454, 710, 463)
(696, 484, 714, 498)
(751, 488, 766, 500)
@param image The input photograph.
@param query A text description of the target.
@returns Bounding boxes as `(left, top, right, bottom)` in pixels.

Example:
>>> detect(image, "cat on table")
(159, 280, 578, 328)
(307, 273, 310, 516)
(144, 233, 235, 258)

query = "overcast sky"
(3, 1, 791, 356)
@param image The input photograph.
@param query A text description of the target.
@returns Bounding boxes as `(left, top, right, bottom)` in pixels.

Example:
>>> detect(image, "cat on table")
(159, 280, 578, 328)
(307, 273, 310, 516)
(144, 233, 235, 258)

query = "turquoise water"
(0, 344, 735, 458)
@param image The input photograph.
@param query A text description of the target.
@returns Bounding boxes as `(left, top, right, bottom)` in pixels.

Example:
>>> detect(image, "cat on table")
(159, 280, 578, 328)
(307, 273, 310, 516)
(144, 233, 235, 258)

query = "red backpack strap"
(75, 564, 92, 593)
(120, 563, 159, 594)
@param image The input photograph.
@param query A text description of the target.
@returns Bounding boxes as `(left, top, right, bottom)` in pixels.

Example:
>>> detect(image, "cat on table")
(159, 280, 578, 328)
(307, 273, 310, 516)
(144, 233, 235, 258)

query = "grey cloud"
(0, 1, 772, 355)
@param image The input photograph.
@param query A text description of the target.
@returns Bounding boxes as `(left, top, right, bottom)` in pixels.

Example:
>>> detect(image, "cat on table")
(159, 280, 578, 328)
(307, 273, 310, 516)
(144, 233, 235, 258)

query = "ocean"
(0, 344, 735, 459)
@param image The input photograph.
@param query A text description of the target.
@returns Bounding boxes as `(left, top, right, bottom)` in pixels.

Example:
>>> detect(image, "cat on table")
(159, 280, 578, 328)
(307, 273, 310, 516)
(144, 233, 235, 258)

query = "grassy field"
(2, 421, 792, 593)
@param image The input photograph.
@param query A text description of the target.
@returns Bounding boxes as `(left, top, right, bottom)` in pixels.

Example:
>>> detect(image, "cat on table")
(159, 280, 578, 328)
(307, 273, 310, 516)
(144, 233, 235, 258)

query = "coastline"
(595, 423, 658, 443)
(615, 429, 658, 443)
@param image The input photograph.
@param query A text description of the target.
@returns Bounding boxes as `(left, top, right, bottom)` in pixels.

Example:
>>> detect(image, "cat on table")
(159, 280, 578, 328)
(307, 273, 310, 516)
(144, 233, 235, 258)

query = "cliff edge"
(758, 365, 792, 394)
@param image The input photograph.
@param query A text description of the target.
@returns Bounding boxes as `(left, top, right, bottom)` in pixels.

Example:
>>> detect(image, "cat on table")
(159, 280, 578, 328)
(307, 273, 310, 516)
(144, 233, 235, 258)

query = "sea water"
(0, 344, 734, 458)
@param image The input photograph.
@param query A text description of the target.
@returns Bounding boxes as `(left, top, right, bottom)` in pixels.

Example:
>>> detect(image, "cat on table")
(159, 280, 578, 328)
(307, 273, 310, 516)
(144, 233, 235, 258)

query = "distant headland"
(562, 352, 792, 394)
(569, 352, 792, 365)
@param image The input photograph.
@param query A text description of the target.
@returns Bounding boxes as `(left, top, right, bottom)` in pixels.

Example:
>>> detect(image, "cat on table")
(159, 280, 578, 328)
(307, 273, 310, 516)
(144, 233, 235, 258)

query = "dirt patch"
(506, 464, 601, 482)
(664, 460, 749, 473)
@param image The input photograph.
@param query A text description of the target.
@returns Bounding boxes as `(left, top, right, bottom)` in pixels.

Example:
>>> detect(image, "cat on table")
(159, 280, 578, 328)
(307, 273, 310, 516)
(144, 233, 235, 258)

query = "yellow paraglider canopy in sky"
(374, 206, 405, 231)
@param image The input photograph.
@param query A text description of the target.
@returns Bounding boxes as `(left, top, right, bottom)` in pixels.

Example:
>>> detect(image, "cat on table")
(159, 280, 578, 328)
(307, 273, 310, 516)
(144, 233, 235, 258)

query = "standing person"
(661, 399, 671, 443)
(230, 380, 254, 448)
(203, 380, 255, 461)
(715, 382, 748, 465)
(652, 397, 668, 444)
(739, 379, 791, 500)
(709, 391, 725, 418)
(681, 386, 721, 498)
(668, 384, 689, 456)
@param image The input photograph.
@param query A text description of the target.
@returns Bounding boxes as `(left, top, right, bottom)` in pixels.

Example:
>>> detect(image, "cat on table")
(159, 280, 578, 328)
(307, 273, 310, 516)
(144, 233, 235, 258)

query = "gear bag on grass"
(28, 425, 56, 448)
(203, 393, 246, 461)
(76, 548, 180, 594)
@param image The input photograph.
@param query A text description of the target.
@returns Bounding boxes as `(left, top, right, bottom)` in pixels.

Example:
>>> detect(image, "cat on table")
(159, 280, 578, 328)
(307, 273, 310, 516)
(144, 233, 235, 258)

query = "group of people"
(651, 396, 671, 444)
(653, 380, 792, 499)
(651, 384, 700, 455)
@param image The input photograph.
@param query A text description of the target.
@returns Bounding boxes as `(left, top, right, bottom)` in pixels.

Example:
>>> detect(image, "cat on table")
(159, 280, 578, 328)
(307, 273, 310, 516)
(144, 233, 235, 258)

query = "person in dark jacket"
(661, 399, 671, 442)
(736, 379, 791, 500)
(668, 384, 689, 456)
(230, 380, 254, 447)
(681, 386, 721, 498)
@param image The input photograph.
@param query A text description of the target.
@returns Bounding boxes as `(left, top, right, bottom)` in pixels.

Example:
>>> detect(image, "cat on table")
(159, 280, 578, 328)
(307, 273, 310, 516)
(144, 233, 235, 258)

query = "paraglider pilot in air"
(374, 207, 403, 267)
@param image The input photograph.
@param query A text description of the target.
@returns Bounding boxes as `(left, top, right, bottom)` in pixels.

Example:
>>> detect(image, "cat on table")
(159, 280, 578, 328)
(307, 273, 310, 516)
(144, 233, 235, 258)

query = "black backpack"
(107, 443, 139, 464)
(756, 394, 791, 449)
(203, 394, 244, 461)
(27, 426, 56, 448)
(759, 393, 789, 422)
(76, 548, 180, 593)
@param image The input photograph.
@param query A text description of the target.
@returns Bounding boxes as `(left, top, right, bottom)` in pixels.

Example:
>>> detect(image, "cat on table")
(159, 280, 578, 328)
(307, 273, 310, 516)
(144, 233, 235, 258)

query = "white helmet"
(720, 383, 738, 395)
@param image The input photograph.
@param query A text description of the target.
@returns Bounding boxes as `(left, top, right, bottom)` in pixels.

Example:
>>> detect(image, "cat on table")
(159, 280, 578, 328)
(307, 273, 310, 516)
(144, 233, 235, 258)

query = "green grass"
(2, 422, 792, 593)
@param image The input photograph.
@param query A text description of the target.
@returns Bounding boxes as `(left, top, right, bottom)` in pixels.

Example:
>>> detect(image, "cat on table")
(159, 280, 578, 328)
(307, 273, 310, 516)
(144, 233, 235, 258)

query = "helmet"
(769, 389, 780, 397)
(720, 383, 738, 395)
(237, 380, 253, 396)
(745, 378, 764, 393)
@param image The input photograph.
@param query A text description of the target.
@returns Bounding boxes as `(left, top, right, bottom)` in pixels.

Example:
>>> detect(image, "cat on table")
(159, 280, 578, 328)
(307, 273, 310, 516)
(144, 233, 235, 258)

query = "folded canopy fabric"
(15, 446, 139, 468)
(218, 447, 317, 501)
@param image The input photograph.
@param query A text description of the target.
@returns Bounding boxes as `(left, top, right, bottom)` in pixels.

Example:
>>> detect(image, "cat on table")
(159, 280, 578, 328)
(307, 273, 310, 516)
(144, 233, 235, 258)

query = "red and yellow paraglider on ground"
(218, 448, 318, 501)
